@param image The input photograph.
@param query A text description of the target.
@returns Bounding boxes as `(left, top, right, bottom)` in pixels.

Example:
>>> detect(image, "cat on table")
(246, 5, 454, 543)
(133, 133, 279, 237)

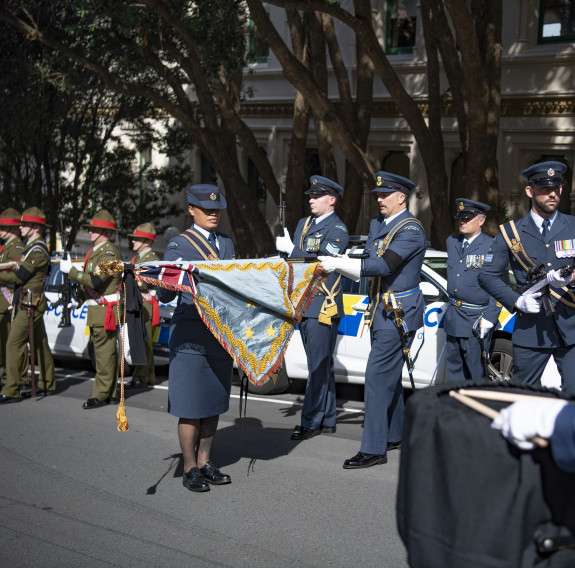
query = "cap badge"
(376, 176, 382, 187)
(458, 201, 464, 210)
(210, 193, 217, 201)
(312, 178, 317, 185)
(548, 168, 555, 177)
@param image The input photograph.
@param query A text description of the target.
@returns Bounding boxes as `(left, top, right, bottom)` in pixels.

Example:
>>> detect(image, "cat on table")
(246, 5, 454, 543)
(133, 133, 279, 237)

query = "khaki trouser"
(90, 326, 118, 401)
(0, 310, 10, 385)
(1, 306, 55, 398)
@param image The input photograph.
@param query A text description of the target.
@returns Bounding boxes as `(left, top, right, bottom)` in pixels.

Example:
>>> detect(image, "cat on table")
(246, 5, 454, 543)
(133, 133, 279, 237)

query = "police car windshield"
(423, 257, 447, 280)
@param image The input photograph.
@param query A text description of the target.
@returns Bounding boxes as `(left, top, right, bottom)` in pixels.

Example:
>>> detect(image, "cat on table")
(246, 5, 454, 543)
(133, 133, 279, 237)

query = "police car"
(249, 244, 561, 394)
(43, 259, 172, 371)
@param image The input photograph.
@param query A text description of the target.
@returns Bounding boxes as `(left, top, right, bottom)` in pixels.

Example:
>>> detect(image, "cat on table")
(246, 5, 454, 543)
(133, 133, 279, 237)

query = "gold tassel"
(318, 303, 338, 325)
(116, 400, 129, 431)
(115, 281, 129, 431)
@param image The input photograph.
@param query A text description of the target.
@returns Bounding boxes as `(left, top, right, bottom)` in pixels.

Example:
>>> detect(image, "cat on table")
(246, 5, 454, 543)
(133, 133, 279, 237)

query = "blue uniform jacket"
(290, 212, 349, 319)
(445, 232, 500, 338)
(479, 212, 575, 348)
(156, 229, 235, 319)
(551, 404, 575, 473)
(361, 210, 426, 332)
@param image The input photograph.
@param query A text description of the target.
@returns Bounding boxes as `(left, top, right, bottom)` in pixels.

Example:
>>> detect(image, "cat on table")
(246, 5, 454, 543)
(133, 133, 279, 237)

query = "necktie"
(542, 219, 550, 238)
(208, 232, 219, 255)
(461, 240, 469, 255)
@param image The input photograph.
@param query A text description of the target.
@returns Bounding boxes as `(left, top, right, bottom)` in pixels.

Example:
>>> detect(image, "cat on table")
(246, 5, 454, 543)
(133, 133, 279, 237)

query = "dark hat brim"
(305, 187, 339, 197)
(455, 209, 486, 218)
(528, 175, 564, 186)
(187, 193, 227, 210)
(82, 223, 119, 231)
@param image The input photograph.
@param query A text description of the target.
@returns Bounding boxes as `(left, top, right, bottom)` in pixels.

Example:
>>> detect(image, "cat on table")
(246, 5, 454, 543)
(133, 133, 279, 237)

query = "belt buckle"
(455, 300, 462, 308)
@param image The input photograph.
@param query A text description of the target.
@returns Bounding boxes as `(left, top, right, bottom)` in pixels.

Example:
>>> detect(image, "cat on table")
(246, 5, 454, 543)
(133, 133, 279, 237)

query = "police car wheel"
(246, 365, 291, 395)
(487, 337, 513, 382)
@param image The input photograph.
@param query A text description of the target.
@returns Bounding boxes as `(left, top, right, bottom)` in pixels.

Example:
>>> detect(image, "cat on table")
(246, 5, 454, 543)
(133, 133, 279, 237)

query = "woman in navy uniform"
(157, 184, 235, 493)
(320, 171, 427, 468)
(276, 175, 349, 440)
(479, 161, 575, 394)
(445, 198, 500, 381)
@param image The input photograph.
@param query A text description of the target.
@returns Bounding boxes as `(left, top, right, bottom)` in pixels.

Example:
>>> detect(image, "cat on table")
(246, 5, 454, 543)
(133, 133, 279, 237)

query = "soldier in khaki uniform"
(0, 207, 55, 403)
(128, 222, 160, 388)
(60, 210, 121, 409)
(0, 208, 26, 389)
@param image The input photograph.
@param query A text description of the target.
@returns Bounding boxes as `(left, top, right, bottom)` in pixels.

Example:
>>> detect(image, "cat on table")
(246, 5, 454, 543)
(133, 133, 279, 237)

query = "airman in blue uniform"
(319, 171, 427, 468)
(276, 175, 349, 440)
(479, 161, 575, 394)
(445, 198, 500, 381)
(157, 184, 235, 493)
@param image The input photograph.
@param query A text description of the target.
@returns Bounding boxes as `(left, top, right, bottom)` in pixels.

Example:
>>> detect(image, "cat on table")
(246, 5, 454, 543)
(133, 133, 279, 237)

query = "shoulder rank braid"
(500, 220, 575, 309)
(181, 228, 220, 260)
(365, 218, 425, 327)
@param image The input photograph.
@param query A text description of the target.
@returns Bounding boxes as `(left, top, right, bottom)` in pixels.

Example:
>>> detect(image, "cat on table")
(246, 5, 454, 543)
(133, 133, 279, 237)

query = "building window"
(247, 157, 267, 205)
(538, 0, 575, 44)
(248, 17, 269, 64)
(386, 1, 417, 55)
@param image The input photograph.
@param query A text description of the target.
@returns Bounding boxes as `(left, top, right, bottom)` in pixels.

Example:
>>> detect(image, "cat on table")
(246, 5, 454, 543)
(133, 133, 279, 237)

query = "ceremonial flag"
(135, 258, 325, 386)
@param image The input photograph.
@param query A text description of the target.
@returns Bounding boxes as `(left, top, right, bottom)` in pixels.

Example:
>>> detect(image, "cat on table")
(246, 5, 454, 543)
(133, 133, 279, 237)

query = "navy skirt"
(167, 312, 233, 419)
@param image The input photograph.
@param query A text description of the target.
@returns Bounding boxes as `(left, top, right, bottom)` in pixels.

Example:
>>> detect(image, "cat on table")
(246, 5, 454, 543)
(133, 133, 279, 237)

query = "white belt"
(85, 294, 118, 306)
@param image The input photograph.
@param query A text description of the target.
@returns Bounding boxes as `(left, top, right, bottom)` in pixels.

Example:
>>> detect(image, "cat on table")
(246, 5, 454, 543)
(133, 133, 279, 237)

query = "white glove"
(59, 254, 73, 274)
(276, 228, 295, 256)
(67, 298, 79, 309)
(317, 255, 362, 282)
(479, 318, 494, 339)
(516, 292, 542, 314)
(547, 268, 574, 288)
(491, 399, 568, 450)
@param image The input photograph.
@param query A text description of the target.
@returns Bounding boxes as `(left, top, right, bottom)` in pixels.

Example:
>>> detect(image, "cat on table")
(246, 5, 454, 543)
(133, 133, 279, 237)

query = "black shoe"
(200, 461, 231, 485)
(82, 398, 109, 409)
(20, 385, 32, 399)
(107, 397, 119, 405)
(128, 377, 146, 388)
(0, 394, 21, 404)
(183, 467, 210, 492)
(322, 425, 337, 434)
(387, 441, 401, 451)
(291, 425, 322, 440)
(36, 389, 55, 397)
(343, 451, 387, 469)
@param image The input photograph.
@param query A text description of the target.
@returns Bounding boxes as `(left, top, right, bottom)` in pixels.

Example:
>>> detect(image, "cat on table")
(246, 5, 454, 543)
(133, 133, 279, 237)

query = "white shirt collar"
(463, 232, 481, 246)
(530, 210, 557, 230)
(313, 211, 334, 224)
(194, 224, 216, 241)
(384, 208, 408, 224)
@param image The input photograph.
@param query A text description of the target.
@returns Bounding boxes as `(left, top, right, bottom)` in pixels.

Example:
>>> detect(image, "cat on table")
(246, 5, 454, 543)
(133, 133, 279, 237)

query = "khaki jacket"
(0, 236, 25, 314)
(0, 236, 50, 314)
(69, 240, 121, 327)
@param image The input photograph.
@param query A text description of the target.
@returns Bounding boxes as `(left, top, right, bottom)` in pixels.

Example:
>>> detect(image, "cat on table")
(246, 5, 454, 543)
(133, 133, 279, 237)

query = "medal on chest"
(466, 254, 485, 269)
(375, 239, 387, 257)
(306, 234, 322, 253)
(555, 239, 575, 259)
